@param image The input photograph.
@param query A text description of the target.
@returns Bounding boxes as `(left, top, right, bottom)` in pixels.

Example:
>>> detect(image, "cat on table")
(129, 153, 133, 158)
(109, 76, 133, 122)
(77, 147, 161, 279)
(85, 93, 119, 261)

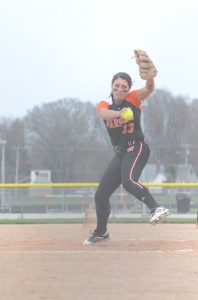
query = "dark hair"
(111, 72, 132, 89)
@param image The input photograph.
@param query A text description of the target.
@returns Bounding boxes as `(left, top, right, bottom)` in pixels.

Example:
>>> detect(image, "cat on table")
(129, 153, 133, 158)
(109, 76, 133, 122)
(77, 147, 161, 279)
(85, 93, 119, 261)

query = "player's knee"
(94, 189, 100, 204)
(95, 188, 106, 204)
(122, 180, 138, 194)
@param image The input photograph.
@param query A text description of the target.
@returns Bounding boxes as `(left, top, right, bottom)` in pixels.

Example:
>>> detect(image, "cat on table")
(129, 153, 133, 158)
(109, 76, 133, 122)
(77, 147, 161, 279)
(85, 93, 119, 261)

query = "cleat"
(83, 230, 111, 246)
(150, 206, 170, 225)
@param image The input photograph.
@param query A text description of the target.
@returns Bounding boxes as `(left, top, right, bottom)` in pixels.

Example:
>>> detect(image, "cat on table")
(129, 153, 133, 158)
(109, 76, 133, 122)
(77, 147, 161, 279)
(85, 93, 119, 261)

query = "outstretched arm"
(99, 107, 132, 121)
(99, 108, 122, 120)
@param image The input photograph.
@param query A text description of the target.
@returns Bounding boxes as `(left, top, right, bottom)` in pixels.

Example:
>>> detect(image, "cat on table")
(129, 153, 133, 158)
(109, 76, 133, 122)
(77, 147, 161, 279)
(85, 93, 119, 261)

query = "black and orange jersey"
(97, 90, 144, 147)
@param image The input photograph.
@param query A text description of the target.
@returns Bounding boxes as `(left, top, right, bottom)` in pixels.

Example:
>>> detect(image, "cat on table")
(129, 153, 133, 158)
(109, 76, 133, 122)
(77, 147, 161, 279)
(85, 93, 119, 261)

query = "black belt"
(113, 145, 123, 153)
(113, 138, 145, 153)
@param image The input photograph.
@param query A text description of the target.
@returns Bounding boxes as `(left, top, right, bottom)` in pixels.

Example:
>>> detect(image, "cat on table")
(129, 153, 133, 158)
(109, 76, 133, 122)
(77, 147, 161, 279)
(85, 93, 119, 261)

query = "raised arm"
(136, 78, 155, 101)
(133, 49, 157, 101)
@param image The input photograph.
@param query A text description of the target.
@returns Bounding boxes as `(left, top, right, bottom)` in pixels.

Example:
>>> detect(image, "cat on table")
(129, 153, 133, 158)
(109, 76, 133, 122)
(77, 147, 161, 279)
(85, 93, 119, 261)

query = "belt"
(113, 145, 123, 153)
(113, 138, 145, 153)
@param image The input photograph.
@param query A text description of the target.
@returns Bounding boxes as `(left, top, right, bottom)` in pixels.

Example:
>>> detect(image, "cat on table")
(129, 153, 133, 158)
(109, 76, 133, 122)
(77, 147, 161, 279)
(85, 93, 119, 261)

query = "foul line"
(113, 239, 191, 242)
(0, 249, 193, 254)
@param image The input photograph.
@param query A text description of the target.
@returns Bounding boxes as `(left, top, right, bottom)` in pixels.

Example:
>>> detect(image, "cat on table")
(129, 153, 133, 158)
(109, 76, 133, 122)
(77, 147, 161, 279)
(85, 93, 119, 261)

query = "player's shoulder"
(125, 90, 142, 109)
(97, 100, 110, 111)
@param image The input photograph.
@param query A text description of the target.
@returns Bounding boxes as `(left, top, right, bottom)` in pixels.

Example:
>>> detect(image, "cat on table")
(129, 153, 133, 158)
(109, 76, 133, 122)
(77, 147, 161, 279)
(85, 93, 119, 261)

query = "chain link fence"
(0, 185, 197, 220)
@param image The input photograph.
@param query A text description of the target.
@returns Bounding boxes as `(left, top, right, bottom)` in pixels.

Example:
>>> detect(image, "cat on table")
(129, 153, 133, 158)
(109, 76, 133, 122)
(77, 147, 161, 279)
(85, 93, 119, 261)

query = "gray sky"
(0, 0, 198, 117)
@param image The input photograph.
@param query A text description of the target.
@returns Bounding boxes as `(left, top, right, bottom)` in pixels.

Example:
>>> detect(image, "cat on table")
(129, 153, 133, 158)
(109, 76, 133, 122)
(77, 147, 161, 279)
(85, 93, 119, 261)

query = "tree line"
(0, 89, 197, 183)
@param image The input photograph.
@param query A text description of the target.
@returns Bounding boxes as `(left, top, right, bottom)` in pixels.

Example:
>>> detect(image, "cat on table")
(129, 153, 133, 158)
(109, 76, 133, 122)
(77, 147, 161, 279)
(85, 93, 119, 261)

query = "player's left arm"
(136, 78, 155, 102)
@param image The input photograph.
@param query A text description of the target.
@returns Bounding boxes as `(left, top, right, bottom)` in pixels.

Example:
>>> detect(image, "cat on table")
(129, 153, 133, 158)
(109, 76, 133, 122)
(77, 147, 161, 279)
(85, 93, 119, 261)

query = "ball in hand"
(121, 108, 134, 121)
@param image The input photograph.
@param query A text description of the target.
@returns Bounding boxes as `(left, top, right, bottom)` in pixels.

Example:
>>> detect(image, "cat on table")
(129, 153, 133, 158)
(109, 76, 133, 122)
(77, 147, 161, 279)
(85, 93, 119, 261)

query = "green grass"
(0, 217, 196, 225)
(2, 192, 198, 210)
(109, 217, 197, 224)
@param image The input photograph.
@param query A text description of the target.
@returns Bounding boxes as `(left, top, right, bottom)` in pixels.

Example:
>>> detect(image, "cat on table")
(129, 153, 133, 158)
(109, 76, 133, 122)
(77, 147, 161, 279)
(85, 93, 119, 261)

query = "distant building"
(31, 170, 51, 183)
(140, 164, 198, 183)
(29, 169, 51, 197)
(140, 164, 165, 183)
(175, 164, 198, 182)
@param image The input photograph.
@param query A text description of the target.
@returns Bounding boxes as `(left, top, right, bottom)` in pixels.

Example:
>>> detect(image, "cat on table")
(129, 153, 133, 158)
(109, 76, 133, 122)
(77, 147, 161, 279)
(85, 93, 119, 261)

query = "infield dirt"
(0, 223, 198, 299)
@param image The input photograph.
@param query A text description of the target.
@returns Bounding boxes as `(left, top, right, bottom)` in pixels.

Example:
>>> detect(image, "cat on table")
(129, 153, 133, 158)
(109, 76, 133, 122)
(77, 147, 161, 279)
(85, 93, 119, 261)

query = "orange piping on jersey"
(125, 90, 141, 109)
(129, 142, 144, 189)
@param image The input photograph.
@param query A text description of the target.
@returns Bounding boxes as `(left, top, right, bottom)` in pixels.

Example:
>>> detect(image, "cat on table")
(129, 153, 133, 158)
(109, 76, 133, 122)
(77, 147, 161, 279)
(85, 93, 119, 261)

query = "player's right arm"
(99, 108, 122, 120)
(97, 101, 122, 120)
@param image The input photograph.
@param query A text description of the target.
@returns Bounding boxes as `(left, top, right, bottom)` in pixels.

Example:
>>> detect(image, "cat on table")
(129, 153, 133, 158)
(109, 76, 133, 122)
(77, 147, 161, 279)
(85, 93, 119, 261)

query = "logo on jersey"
(106, 118, 134, 134)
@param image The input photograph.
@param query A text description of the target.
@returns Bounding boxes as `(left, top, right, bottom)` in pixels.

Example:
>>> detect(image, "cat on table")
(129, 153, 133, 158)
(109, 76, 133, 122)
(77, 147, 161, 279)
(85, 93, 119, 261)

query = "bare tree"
(1, 90, 197, 183)
(25, 98, 112, 182)
(144, 89, 190, 165)
(0, 118, 29, 182)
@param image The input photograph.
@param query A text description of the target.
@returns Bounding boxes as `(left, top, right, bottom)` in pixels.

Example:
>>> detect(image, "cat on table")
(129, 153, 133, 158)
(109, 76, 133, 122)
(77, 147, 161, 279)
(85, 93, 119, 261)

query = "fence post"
(21, 196, 24, 220)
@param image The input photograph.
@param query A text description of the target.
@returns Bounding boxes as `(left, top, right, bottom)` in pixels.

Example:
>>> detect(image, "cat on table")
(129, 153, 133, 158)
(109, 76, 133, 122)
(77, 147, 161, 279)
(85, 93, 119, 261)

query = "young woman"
(83, 72, 170, 246)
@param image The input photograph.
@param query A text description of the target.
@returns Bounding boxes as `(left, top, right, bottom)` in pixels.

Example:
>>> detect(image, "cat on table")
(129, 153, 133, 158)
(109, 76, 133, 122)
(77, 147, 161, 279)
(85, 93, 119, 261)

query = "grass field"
(0, 216, 197, 225)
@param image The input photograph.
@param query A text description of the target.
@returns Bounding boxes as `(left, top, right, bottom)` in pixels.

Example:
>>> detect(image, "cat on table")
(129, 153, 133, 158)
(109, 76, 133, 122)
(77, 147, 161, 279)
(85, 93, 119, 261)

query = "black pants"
(95, 141, 159, 234)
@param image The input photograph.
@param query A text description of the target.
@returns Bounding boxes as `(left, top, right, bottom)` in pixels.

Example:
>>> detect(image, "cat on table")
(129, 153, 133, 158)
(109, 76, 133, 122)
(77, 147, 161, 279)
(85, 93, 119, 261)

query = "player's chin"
(113, 95, 125, 103)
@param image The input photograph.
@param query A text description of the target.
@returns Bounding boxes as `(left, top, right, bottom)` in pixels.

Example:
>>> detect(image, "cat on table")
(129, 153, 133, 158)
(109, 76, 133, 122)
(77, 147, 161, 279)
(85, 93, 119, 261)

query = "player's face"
(112, 78, 130, 104)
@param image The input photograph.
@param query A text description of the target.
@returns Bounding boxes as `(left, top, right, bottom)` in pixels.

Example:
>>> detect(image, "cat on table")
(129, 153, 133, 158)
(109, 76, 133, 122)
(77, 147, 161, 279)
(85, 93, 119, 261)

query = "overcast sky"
(0, 0, 198, 118)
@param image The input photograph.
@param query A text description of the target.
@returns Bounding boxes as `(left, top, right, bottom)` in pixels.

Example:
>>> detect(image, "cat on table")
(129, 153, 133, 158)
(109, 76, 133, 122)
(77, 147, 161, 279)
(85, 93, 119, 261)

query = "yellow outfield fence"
(0, 182, 198, 188)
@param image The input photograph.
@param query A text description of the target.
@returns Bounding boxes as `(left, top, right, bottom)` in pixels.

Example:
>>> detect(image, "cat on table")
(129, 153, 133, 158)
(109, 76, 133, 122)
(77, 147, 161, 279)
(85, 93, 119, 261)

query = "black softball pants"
(95, 141, 159, 234)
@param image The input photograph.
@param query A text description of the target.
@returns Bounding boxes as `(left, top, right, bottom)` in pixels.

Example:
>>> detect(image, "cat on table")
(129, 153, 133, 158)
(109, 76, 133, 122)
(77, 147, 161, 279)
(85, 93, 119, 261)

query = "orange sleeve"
(97, 101, 109, 112)
(125, 90, 141, 109)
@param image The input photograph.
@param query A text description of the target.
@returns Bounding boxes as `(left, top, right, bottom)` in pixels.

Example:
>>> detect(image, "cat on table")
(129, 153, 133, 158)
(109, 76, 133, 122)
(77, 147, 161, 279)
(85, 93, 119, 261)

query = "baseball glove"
(134, 49, 158, 80)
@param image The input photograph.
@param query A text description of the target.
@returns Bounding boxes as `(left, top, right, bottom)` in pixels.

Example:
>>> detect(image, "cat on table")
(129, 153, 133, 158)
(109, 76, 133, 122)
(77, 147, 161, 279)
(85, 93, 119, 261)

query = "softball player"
(83, 72, 170, 246)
